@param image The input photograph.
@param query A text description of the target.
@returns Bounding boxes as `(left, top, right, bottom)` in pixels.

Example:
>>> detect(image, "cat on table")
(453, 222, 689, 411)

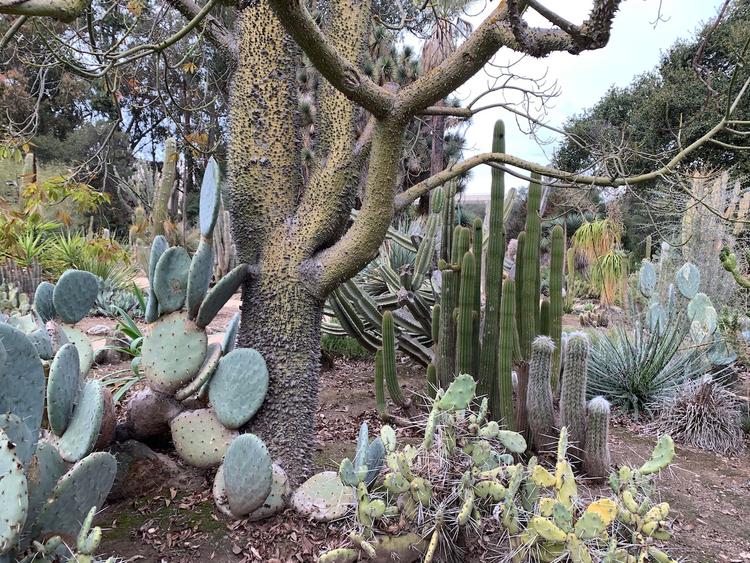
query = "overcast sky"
(457, 0, 726, 195)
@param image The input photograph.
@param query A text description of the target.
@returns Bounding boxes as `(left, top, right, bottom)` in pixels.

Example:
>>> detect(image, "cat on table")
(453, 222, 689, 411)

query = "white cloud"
(455, 0, 725, 194)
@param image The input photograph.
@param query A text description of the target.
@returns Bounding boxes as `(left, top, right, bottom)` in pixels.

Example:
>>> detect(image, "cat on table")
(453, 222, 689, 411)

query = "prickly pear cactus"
(169, 409, 237, 468)
(0, 430, 28, 555)
(218, 434, 273, 517)
(208, 348, 268, 429)
(52, 270, 99, 325)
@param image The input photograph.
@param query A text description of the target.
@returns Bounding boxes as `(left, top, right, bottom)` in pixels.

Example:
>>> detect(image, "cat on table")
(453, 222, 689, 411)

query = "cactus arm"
(549, 225, 564, 391)
(455, 251, 477, 377)
(496, 279, 517, 428)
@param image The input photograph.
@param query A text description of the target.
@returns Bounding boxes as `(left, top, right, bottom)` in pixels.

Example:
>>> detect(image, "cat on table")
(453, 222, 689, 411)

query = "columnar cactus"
(549, 225, 564, 390)
(495, 279, 517, 429)
(152, 136, 177, 237)
(380, 310, 406, 408)
(559, 332, 590, 461)
(526, 336, 557, 453)
(584, 396, 611, 480)
(455, 251, 476, 376)
(478, 120, 507, 401)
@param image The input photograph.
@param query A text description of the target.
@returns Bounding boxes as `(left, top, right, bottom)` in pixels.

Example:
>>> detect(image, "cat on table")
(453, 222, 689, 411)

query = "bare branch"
(164, 0, 236, 59)
(0, 0, 86, 20)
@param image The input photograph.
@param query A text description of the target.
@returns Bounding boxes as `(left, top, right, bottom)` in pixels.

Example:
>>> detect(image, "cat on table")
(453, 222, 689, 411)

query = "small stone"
(87, 324, 110, 336)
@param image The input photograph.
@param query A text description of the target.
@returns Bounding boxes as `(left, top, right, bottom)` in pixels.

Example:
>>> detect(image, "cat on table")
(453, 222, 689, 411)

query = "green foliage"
(321, 334, 371, 359)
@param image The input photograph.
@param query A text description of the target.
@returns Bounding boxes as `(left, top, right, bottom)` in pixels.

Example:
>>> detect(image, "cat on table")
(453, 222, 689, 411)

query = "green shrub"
(322, 334, 372, 360)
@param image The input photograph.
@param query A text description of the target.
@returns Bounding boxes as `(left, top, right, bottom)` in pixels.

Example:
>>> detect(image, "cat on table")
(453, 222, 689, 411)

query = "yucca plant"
(587, 315, 710, 417)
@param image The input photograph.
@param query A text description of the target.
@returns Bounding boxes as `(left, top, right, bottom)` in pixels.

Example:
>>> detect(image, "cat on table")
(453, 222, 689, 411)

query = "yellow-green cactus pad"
(174, 343, 222, 402)
(169, 409, 237, 468)
(208, 348, 268, 429)
(141, 312, 207, 393)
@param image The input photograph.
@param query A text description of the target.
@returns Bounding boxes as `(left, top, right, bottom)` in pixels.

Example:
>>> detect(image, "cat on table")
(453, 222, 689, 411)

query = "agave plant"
(587, 316, 712, 417)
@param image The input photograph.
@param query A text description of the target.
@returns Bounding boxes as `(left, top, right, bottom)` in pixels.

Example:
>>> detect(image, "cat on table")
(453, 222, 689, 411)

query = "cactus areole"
(217, 0, 624, 485)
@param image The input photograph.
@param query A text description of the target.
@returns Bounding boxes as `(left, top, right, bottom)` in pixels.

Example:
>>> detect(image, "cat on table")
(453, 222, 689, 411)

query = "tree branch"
(267, 0, 394, 118)
(394, 117, 728, 210)
(164, 0, 236, 60)
(0, 0, 85, 20)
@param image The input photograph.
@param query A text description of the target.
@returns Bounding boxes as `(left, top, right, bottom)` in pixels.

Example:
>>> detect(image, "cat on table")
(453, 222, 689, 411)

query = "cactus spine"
(526, 336, 557, 453)
(455, 251, 476, 376)
(153, 137, 177, 236)
(496, 279, 516, 429)
(549, 225, 564, 391)
(584, 396, 611, 480)
(381, 311, 406, 407)
(478, 120, 506, 400)
(559, 332, 589, 461)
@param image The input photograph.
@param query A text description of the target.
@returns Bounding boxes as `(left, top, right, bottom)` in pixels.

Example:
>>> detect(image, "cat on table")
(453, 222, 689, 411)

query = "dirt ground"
(77, 302, 750, 563)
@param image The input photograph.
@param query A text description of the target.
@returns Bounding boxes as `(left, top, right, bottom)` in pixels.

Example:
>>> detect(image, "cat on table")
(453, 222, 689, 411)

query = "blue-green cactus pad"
(637, 260, 657, 298)
(675, 262, 700, 299)
(223, 434, 273, 516)
(141, 311, 207, 393)
(195, 264, 247, 329)
(152, 247, 191, 315)
(52, 270, 98, 324)
(199, 157, 221, 237)
(221, 312, 240, 353)
(0, 430, 28, 555)
(21, 443, 67, 549)
(57, 380, 105, 463)
(148, 235, 169, 285)
(33, 281, 56, 323)
(60, 326, 93, 375)
(170, 409, 237, 468)
(144, 288, 159, 324)
(0, 340, 5, 368)
(27, 328, 53, 360)
(209, 348, 268, 429)
(364, 437, 385, 486)
(0, 324, 45, 444)
(0, 414, 34, 468)
(213, 463, 288, 521)
(174, 343, 222, 402)
(35, 452, 116, 542)
(186, 238, 214, 320)
(47, 343, 82, 436)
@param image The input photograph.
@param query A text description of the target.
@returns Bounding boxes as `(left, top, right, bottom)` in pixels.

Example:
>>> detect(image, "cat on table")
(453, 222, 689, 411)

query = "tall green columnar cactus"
(496, 279, 516, 429)
(559, 332, 589, 461)
(375, 349, 387, 417)
(515, 231, 526, 335)
(153, 137, 177, 236)
(539, 299, 550, 336)
(645, 234, 652, 261)
(565, 246, 576, 312)
(478, 120, 506, 401)
(439, 181, 457, 262)
(526, 336, 557, 453)
(520, 173, 542, 358)
(584, 396, 611, 480)
(471, 218, 483, 376)
(455, 251, 476, 376)
(382, 311, 406, 407)
(549, 225, 564, 392)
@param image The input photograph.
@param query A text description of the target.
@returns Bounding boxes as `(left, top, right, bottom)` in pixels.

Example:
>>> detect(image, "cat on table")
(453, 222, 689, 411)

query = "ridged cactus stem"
(375, 349, 386, 418)
(539, 299, 550, 336)
(478, 121, 506, 401)
(440, 181, 456, 262)
(382, 311, 407, 407)
(431, 304, 440, 351)
(515, 231, 526, 334)
(437, 268, 457, 388)
(495, 279, 516, 428)
(153, 137, 177, 236)
(645, 234, 652, 261)
(559, 332, 589, 463)
(584, 396, 611, 480)
(526, 336, 557, 454)
(565, 246, 576, 312)
(426, 363, 437, 399)
(455, 251, 476, 377)
(549, 225, 564, 392)
(519, 174, 542, 360)
(471, 218, 483, 377)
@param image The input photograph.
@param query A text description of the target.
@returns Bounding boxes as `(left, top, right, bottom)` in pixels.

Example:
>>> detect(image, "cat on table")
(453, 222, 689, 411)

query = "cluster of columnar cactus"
(122, 159, 282, 521)
(315, 376, 677, 563)
(0, 283, 30, 316)
(637, 256, 734, 365)
(525, 332, 612, 478)
(0, 293, 117, 561)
